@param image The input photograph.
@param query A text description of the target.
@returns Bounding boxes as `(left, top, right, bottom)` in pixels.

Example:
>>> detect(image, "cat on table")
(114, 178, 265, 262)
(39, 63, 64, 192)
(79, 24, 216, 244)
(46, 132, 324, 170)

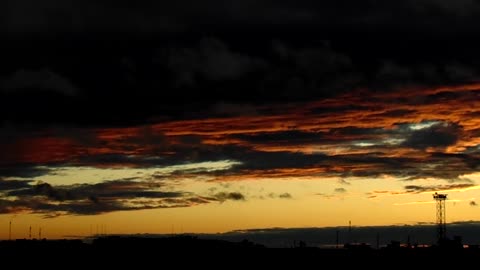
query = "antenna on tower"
(9, 221, 12, 241)
(433, 192, 448, 244)
(29, 226, 32, 239)
(39, 227, 42, 239)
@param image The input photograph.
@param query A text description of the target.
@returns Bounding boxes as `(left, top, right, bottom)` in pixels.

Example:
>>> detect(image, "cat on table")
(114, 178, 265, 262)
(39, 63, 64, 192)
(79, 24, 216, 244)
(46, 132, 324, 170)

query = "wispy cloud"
(394, 200, 462, 206)
(404, 184, 479, 194)
(211, 192, 246, 202)
(278, 193, 293, 199)
(0, 178, 221, 216)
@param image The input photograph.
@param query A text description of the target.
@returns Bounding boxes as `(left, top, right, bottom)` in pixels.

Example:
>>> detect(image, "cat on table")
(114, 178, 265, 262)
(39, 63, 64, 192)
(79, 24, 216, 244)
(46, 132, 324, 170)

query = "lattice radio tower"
(433, 192, 447, 243)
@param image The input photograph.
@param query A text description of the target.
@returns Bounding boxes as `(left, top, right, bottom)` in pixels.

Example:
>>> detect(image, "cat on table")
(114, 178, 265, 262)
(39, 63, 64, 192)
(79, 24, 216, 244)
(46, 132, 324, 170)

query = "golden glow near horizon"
(1, 173, 479, 239)
(3, 84, 480, 239)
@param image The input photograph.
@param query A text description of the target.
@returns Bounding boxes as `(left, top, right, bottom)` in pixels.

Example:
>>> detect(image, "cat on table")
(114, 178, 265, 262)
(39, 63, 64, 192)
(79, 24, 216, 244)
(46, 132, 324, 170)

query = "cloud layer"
(4, 0, 480, 34)
(0, 177, 250, 216)
(2, 82, 480, 215)
(2, 4, 480, 218)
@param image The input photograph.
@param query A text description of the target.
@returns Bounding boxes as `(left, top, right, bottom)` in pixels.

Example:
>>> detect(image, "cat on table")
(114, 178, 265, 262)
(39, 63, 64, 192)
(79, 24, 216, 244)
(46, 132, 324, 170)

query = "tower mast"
(433, 192, 447, 244)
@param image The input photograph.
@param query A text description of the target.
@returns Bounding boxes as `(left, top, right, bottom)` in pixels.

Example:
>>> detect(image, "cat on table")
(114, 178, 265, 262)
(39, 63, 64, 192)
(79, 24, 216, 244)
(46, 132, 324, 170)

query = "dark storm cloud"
(212, 192, 245, 202)
(166, 37, 266, 86)
(4, 92, 480, 182)
(238, 151, 448, 181)
(233, 131, 325, 144)
(73, 154, 161, 167)
(3, 0, 480, 223)
(266, 192, 293, 199)
(372, 62, 480, 91)
(1, 62, 480, 193)
(74, 144, 326, 172)
(1, 178, 219, 216)
(0, 69, 78, 96)
(8, 179, 184, 202)
(0, 166, 51, 178)
(259, 42, 361, 99)
(1, 0, 183, 33)
(51, 136, 480, 182)
(145, 38, 360, 106)
(291, 45, 352, 74)
(230, 151, 326, 171)
(385, 152, 480, 182)
(403, 122, 461, 150)
(307, 104, 374, 115)
(2, 34, 479, 127)
(278, 193, 292, 199)
(0, 198, 126, 216)
(230, 149, 480, 181)
(371, 109, 417, 118)
(0, 197, 196, 216)
(4, 0, 480, 34)
(404, 183, 475, 193)
(328, 127, 385, 139)
(0, 178, 32, 191)
(445, 64, 479, 82)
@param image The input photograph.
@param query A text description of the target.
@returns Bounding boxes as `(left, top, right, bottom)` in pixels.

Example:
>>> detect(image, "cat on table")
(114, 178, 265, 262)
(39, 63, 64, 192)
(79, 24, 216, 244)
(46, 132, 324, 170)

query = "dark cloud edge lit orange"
(2, 83, 480, 216)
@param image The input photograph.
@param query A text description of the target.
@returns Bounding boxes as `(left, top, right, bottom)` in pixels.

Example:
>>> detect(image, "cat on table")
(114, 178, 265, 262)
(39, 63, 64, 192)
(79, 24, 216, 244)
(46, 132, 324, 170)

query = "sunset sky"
(2, 0, 480, 240)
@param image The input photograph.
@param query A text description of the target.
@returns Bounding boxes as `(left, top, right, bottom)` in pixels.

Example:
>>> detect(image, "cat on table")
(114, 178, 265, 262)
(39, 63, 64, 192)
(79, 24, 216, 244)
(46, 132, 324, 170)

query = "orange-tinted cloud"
(3, 83, 480, 185)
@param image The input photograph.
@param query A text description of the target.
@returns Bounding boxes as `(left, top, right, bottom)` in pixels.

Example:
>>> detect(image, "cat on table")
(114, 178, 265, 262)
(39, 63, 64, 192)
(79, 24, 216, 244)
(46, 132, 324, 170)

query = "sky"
(2, 0, 480, 240)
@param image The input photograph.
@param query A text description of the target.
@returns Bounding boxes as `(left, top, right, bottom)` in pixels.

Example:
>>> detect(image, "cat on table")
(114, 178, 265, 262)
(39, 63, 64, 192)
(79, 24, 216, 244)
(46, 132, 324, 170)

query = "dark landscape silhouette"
(3, 222, 480, 253)
(2, 233, 480, 266)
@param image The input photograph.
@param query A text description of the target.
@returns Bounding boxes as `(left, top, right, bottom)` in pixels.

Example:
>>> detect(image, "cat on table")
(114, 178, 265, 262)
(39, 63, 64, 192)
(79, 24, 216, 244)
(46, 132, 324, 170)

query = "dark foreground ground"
(1, 236, 479, 266)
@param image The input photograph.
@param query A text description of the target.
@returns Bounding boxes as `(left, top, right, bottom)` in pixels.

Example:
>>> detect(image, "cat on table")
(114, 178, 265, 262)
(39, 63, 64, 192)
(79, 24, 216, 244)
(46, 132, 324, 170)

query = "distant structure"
(433, 192, 447, 244)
